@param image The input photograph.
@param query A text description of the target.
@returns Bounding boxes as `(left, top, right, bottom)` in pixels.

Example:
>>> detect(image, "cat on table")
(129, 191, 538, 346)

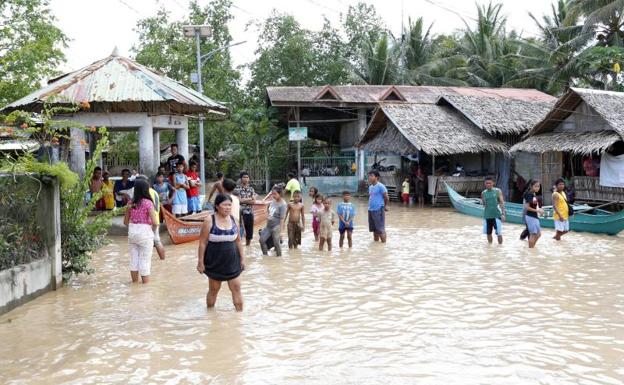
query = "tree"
(342, 2, 386, 76)
(567, 0, 624, 46)
(512, 0, 585, 93)
(0, 0, 68, 106)
(351, 34, 400, 85)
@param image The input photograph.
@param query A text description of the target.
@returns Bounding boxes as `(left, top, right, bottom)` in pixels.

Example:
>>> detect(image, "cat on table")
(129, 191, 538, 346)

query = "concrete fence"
(0, 176, 62, 315)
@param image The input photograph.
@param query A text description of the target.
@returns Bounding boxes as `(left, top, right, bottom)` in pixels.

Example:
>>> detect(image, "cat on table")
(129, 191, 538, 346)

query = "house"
(511, 88, 624, 204)
(267, 85, 555, 197)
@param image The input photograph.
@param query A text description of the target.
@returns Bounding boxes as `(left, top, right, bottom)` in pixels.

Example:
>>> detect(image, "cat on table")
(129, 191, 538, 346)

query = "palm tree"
(507, 0, 584, 93)
(567, 0, 624, 46)
(350, 34, 400, 85)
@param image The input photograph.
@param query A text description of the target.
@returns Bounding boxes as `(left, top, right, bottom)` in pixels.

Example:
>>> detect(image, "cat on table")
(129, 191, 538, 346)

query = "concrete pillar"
(138, 117, 155, 177)
(39, 176, 62, 289)
(357, 108, 367, 179)
(69, 127, 86, 178)
(176, 127, 189, 162)
(153, 130, 161, 170)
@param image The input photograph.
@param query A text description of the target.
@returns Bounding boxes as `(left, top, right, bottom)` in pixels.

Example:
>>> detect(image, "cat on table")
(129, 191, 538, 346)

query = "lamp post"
(182, 25, 245, 196)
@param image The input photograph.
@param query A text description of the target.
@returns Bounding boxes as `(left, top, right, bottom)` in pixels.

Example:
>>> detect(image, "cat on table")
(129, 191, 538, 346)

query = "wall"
(555, 102, 610, 133)
(0, 177, 62, 315)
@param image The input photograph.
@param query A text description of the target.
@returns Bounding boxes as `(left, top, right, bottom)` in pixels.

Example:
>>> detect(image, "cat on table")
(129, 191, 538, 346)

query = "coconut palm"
(507, 0, 585, 93)
(567, 0, 624, 46)
(350, 34, 400, 85)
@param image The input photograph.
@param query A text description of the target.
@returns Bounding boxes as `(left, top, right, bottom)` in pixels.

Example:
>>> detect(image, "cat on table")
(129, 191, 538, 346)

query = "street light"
(183, 24, 245, 197)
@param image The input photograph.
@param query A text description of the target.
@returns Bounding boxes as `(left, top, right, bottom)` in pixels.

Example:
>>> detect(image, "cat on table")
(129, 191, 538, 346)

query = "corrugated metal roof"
(2, 53, 228, 116)
(266, 85, 556, 106)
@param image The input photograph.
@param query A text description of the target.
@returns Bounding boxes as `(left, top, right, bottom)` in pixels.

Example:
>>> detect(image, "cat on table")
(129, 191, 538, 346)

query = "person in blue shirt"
(337, 190, 356, 248)
(367, 170, 389, 243)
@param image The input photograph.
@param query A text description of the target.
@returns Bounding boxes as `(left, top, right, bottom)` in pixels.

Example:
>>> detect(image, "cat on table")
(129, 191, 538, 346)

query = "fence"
(301, 156, 356, 177)
(0, 175, 62, 315)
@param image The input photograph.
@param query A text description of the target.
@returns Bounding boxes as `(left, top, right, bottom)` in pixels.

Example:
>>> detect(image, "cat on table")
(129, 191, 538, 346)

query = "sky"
(49, 0, 555, 78)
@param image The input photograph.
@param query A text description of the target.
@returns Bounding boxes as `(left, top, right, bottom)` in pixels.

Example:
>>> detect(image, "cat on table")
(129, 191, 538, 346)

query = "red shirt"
(185, 171, 200, 197)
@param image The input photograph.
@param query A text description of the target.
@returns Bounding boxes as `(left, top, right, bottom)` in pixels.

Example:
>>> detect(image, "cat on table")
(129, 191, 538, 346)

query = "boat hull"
(163, 201, 270, 244)
(445, 183, 624, 235)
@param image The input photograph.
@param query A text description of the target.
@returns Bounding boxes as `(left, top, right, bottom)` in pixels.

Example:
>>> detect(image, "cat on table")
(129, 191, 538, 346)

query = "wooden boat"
(163, 199, 270, 244)
(445, 183, 624, 235)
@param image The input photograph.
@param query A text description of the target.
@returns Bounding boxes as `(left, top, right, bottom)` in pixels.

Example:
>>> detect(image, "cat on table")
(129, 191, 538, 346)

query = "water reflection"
(1, 199, 623, 384)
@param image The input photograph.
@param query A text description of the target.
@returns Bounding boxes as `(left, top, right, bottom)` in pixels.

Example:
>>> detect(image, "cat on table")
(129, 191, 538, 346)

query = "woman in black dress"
(197, 194, 246, 311)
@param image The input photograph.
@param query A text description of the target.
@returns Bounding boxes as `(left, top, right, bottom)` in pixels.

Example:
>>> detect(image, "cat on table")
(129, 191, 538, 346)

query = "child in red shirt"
(185, 162, 202, 213)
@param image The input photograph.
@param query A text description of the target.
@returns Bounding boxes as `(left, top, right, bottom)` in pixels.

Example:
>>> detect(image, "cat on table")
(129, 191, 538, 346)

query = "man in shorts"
(481, 177, 505, 244)
(367, 171, 389, 243)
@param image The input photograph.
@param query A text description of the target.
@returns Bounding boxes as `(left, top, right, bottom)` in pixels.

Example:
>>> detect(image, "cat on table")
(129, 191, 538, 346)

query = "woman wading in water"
(124, 179, 159, 284)
(197, 194, 245, 311)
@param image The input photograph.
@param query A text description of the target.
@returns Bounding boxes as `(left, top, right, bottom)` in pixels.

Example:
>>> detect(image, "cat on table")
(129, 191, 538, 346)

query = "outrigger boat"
(445, 183, 624, 235)
(163, 196, 271, 244)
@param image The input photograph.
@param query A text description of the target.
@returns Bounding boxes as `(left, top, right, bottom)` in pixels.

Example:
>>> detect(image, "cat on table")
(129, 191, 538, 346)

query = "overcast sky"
(50, 0, 554, 78)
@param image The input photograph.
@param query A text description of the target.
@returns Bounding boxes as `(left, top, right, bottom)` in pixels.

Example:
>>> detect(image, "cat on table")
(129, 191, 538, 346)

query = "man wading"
(481, 177, 506, 244)
(367, 170, 389, 243)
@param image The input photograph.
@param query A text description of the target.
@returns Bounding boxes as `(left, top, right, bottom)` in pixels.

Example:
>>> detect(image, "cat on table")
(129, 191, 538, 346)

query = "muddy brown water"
(1, 198, 623, 384)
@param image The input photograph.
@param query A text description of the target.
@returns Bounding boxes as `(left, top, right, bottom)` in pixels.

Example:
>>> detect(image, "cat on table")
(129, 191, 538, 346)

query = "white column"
(153, 130, 161, 170)
(69, 127, 86, 178)
(176, 127, 189, 161)
(138, 117, 155, 177)
(357, 108, 367, 180)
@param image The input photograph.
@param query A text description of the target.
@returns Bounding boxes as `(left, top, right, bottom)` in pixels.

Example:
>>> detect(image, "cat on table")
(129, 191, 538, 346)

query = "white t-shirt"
(230, 195, 240, 225)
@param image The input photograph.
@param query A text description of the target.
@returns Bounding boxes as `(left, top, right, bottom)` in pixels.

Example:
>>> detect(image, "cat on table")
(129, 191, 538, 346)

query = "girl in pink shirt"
(124, 179, 159, 283)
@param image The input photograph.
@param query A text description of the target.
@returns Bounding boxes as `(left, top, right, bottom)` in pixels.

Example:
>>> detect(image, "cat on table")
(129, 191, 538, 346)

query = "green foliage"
(1, 107, 112, 280)
(0, 176, 44, 270)
(0, 0, 68, 106)
(59, 131, 113, 280)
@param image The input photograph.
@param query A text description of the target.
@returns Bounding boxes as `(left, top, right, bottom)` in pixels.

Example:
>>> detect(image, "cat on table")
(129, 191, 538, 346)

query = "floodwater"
(1, 198, 623, 385)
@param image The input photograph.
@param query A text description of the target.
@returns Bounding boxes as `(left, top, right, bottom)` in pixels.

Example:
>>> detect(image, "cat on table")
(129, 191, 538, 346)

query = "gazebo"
(1, 49, 228, 177)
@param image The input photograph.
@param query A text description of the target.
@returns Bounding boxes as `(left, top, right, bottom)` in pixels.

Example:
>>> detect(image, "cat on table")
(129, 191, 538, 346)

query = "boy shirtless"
(285, 191, 305, 249)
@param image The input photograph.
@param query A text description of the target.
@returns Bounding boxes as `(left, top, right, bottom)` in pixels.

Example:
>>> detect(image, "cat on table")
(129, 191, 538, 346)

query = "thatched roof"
(358, 104, 509, 156)
(2, 52, 228, 116)
(438, 94, 556, 135)
(513, 88, 624, 154)
(510, 131, 622, 155)
(266, 85, 554, 107)
(530, 88, 624, 137)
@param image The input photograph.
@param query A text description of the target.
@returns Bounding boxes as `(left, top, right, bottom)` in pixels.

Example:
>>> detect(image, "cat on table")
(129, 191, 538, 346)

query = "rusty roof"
(2, 53, 228, 116)
(266, 85, 555, 107)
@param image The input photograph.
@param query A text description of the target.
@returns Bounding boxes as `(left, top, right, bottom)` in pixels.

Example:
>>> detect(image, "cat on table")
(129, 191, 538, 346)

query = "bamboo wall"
(573, 176, 624, 202)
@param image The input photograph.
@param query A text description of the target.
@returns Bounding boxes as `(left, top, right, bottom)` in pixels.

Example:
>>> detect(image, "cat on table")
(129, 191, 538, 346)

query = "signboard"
(289, 126, 308, 141)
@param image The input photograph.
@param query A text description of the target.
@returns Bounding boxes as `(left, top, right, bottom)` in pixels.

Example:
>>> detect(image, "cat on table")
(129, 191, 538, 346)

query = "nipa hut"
(358, 91, 555, 204)
(511, 87, 624, 203)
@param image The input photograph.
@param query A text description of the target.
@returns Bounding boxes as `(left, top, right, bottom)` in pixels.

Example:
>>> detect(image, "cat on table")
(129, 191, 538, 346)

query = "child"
(401, 177, 410, 206)
(153, 172, 175, 216)
(310, 193, 324, 241)
(172, 163, 189, 217)
(102, 171, 116, 210)
(318, 197, 335, 251)
(260, 186, 287, 257)
(337, 191, 355, 248)
(285, 191, 305, 249)
(185, 161, 202, 214)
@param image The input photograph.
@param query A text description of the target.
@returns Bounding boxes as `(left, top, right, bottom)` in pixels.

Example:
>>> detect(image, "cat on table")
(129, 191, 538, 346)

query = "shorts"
(339, 221, 353, 234)
(319, 224, 333, 239)
(128, 223, 154, 276)
(368, 209, 385, 234)
(402, 193, 409, 203)
(187, 196, 201, 212)
(172, 203, 187, 215)
(525, 215, 541, 235)
(483, 218, 503, 236)
(554, 220, 569, 232)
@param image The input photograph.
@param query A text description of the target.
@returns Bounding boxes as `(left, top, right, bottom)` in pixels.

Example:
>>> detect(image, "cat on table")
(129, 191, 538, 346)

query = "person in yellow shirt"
(102, 171, 116, 210)
(552, 178, 570, 241)
(401, 177, 410, 206)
